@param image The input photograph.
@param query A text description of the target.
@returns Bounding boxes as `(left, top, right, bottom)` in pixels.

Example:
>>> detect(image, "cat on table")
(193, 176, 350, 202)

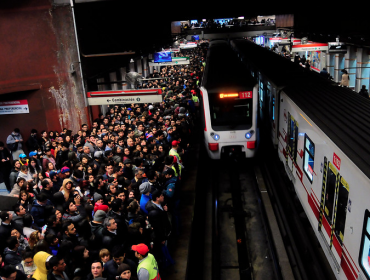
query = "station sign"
(164, 48, 180, 53)
(269, 37, 301, 45)
(292, 43, 328, 52)
(87, 89, 162, 106)
(179, 42, 197, 49)
(149, 57, 190, 66)
(0, 100, 29, 115)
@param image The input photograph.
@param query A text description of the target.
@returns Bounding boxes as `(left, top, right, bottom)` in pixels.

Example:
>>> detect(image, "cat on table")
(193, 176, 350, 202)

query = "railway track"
(187, 138, 338, 280)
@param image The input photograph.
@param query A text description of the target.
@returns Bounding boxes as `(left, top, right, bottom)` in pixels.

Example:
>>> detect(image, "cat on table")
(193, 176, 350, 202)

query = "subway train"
(232, 38, 370, 280)
(200, 40, 259, 159)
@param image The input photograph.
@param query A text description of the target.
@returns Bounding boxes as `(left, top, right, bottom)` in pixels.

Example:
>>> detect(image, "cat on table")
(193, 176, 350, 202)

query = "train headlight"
(211, 133, 220, 141)
(245, 130, 254, 139)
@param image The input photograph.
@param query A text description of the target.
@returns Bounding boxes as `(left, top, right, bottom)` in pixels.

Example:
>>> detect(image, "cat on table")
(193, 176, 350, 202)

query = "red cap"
(94, 204, 109, 213)
(172, 140, 179, 147)
(132, 244, 149, 255)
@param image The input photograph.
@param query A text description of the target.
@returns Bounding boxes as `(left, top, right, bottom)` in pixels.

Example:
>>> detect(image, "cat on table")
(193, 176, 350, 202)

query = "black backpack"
(7, 135, 18, 151)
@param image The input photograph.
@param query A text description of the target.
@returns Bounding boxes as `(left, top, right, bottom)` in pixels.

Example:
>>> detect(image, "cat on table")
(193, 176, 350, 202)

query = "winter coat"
(145, 200, 171, 242)
(9, 168, 19, 189)
(103, 259, 137, 280)
(42, 155, 56, 171)
(26, 135, 40, 152)
(33, 251, 51, 280)
(340, 73, 349, 87)
(6, 132, 23, 151)
(90, 221, 104, 245)
(140, 193, 152, 215)
(163, 176, 178, 199)
(101, 229, 121, 251)
(30, 199, 53, 227)
(9, 183, 22, 197)
(22, 259, 37, 276)
(3, 247, 22, 267)
(17, 171, 33, 182)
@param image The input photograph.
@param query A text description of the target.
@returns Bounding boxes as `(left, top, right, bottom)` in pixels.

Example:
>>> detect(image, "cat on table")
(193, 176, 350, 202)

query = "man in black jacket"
(26, 129, 39, 152)
(108, 199, 128, 238)
(3, 236, 22, 267)
(0, 211, 15, 254)
(0, 142, 12, 191)
(145, 190, 171, 262)
(103, 246, 137, 280)
(101, 217, 121, 251)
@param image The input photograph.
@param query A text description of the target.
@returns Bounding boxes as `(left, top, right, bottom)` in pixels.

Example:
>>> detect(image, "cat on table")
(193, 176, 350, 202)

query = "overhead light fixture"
(130, 59, 134, 63)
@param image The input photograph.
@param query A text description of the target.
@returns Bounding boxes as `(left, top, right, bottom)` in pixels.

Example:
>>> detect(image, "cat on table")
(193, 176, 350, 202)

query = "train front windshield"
(209, 94, 253, 130)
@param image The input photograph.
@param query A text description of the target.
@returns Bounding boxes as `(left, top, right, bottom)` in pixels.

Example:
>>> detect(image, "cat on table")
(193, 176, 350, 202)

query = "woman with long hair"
(18, 190, 34, 211)
(9, 177, 26, 197)
(44, 161, 56, 178)
(28, 158, 41, 184)
(28, 230, 44, 251)
(72, 246, 91, 277)
(61, 179, 74, 201)
(127, 199, 143, 222)
(40, 130, 49, 151)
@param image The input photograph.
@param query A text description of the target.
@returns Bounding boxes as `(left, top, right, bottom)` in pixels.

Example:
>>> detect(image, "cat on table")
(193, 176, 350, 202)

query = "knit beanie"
(139, 182, 151, 194)
(94, 210, 107, 222)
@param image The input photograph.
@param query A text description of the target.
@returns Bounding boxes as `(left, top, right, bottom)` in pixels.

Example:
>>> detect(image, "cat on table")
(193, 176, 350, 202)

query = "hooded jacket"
(33, 251, 51, 280)
(3, 247, 22, 267)
(30, 199, 53, 227)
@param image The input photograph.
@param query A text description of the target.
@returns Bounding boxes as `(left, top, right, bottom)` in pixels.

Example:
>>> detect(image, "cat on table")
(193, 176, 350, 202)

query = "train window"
(334, 177, 349, 245)
(303, 135, 315, 183)
(324, 163, 338, 225)
(208, 94, 253, 130)
(359, 210, 370, 279)
(259, 81, 264, 102)
(287, 114, 298, 162)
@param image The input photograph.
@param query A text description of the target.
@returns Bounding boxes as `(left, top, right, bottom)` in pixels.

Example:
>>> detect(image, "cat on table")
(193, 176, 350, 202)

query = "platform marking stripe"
(330, 173, 340, 249)
(318, 157, 328, 231)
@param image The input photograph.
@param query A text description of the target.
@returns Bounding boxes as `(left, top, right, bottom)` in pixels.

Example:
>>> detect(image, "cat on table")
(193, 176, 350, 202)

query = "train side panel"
(277, 91, 368, 280)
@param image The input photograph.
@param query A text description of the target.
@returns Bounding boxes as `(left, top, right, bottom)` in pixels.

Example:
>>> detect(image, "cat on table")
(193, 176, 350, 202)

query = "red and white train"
(232, 38, 370, 280)
(200, 40, 259, 159)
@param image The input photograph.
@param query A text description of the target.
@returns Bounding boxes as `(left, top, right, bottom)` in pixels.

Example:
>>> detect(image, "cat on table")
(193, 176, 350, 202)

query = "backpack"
(7, 135, 18, 151)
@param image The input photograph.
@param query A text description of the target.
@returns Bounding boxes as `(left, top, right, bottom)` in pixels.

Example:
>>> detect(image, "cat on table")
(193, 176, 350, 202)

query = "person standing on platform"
(132, 244, 161, 280)
(6, 128, 24, 161)
(340, 69, 349, 87)
(359, 85, 369, 98)
(0, 141, 12, 191)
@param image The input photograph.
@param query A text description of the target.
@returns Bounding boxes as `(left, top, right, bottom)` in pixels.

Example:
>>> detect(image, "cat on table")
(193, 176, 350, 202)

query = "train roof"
(231, 39, 335, 89)
(284, 83, 370, 180)
(202, 40, 256, 93)
(232, 39, 370, 180)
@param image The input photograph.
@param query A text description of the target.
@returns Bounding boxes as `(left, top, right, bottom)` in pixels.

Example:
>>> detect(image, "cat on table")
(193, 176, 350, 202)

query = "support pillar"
(109, 71, 118, 90)
(120, 67, 128, 90)
(143, 57, 149, 78)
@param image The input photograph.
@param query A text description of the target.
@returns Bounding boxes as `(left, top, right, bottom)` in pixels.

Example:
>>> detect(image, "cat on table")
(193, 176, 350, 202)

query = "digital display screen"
(192, 35, 200, 41)
(154, 52, 172, 63)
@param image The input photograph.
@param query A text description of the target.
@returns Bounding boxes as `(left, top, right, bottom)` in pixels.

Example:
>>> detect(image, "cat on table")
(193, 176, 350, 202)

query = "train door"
(286, 113, 298, 173)
(318, 157, 350, 268)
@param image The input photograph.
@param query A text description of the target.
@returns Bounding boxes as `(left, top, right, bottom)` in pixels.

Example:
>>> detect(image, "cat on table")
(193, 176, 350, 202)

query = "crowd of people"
(0, 44, 207, 280)
(181, 18, 275, 30)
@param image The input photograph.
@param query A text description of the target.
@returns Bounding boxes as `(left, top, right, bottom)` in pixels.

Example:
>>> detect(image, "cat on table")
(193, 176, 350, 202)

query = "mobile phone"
(42, 225, 47, 231)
